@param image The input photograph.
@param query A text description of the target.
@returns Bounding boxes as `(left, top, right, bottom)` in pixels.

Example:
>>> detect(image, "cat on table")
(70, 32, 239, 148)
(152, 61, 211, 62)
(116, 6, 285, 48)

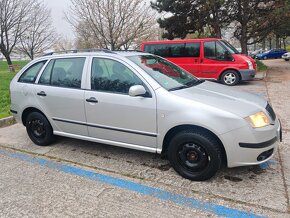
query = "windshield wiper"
(185, 79, 205, 87)
(168, 85, 188, 91)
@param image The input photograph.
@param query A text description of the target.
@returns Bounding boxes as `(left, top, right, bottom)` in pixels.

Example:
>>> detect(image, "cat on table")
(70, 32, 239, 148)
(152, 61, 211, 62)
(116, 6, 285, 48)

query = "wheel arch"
(22, 107, 47, 126)
(219, 68, 241, 81)
(162, 124, 227, 165)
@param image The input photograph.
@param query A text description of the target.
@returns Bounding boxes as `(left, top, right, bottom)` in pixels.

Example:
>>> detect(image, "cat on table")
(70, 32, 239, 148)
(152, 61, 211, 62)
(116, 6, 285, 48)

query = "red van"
(141, 38, 256, 86)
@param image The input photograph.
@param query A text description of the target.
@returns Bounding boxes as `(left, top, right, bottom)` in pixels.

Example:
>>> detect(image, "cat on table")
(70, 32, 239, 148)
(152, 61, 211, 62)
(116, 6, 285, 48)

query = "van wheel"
(167, 130, 222, 181)
(221, 70, 240, 86)
(26, 112, 55, 146)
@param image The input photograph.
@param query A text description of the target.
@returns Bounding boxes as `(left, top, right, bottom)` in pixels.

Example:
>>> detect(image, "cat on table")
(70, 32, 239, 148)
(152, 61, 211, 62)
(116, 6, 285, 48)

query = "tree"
(16, 2, 57, 60)
(151, 0, 232, 39)
(66, 0, 157, 50)
(231, 0, 287, 54)
(0, 0, 32, 65)
(53, 37, 75, 51)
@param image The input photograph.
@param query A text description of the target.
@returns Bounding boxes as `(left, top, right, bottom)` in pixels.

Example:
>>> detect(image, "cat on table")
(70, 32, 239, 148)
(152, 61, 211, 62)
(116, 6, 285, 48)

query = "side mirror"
(129, 85, 147, 97)
(224, 50, 233, 61)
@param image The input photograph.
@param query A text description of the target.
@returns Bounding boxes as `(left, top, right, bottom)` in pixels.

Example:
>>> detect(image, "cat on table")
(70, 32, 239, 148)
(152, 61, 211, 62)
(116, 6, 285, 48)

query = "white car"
(282, 52, 290, 61)
(10, 50, 282, 181)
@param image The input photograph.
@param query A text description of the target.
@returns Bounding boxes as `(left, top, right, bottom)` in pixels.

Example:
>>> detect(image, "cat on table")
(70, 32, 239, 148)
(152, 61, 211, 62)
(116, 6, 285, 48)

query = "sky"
(42, 0, 74, 39)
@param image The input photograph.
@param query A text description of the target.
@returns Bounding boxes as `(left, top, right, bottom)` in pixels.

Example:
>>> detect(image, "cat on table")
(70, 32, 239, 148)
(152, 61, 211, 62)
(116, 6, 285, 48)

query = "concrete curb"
(254, 70, 267, 80)
(0, 116, 16, 128)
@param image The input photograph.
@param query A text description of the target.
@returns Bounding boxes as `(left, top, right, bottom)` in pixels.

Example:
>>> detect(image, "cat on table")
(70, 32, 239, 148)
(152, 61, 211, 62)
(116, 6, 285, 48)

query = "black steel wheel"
(167, 130, 222, 181)
(26, 112, 55, 146)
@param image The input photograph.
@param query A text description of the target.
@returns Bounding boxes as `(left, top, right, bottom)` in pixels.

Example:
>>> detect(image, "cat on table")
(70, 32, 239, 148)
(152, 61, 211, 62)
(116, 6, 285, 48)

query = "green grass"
(0, 60, 28, 119)
(256, 59, 268, 72)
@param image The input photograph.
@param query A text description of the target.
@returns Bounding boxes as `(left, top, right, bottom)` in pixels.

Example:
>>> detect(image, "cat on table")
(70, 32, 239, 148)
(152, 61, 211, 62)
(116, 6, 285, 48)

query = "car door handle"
(37, 91, 46, 96)
(86, 97, 98, 103)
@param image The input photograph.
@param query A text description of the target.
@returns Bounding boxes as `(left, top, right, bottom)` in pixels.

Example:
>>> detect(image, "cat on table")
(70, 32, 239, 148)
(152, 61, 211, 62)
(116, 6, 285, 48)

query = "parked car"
(141, 38, 257, 86)
(10, 50, 281, 181)
(256, 48, 287, 60)
(249, 49, 264, 59)
(282, 52, 290, 61)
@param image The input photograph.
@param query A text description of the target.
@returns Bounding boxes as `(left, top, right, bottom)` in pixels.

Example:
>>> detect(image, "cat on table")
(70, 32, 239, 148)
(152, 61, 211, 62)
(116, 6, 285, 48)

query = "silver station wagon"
(10, 50, 282, 181)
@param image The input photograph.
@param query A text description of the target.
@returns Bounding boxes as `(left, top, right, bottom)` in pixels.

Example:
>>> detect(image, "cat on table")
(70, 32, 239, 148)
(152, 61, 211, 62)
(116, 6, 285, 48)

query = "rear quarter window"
(18, 61, 47, 83)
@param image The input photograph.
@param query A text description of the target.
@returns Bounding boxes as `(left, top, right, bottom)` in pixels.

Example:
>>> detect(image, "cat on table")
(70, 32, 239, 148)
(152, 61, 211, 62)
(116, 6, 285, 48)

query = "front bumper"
(220, 118, 281, 168)
(239, 69, 256, 81)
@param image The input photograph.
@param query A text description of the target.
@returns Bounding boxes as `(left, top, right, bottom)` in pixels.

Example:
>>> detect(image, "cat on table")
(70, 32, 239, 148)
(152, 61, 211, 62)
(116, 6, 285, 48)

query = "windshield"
(220, 40, 240, 54)
(128, 55, 201, 91)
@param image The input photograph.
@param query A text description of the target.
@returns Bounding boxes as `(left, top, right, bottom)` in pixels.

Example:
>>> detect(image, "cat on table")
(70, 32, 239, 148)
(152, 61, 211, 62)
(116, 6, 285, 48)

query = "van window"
(144, 43, 200, 58)
(204, 41, 231, 61)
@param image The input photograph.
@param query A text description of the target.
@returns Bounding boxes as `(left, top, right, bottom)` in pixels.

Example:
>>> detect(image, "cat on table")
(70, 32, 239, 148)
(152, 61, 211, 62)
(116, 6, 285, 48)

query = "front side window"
(128, 55, 201, 91)
(18, 61, 46, 83)
(39, 58, 85, 89)
(91, 58, 143, 94)
(204, 41, 231, 61)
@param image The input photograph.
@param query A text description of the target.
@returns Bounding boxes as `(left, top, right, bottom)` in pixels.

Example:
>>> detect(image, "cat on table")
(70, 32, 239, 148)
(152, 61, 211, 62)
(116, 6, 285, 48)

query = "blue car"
(256, 48, 287, 60)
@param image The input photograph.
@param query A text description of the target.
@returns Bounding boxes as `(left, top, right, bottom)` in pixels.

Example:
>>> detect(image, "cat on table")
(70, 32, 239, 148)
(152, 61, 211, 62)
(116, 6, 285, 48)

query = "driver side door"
(84, 57, 157, 149)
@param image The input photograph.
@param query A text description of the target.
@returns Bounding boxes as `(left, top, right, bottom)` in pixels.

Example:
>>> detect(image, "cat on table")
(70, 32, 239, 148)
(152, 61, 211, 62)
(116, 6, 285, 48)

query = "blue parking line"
(0, 149, 264, 218)
(259, 160, 277, 170)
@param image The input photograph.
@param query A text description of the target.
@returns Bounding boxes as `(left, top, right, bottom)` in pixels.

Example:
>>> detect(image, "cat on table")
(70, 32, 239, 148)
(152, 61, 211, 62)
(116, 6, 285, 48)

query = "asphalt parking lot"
(0, 59, 289, 217)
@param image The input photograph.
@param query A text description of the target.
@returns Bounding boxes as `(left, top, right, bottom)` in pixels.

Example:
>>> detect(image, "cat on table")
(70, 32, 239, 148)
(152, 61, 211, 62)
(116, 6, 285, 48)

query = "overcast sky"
(42, 0, 74, 39)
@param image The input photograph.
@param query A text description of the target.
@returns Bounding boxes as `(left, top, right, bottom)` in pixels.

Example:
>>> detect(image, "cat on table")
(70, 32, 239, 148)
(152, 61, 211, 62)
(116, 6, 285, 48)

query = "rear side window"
(144, 43, 200, 58)
(39, 58, 85, 89)
(18, 61, 46, 83)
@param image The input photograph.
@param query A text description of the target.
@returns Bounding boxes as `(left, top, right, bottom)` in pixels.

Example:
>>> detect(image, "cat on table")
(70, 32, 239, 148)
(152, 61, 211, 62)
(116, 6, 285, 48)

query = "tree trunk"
(240, 25, 248, 54)
(212, 24, 222, 38)
(2, 52, 14, 71)
(3, 53, 12, 65)
(283, 37, 286, 50)
(262, 39, 266, 50)
(275, 35, 280, 48)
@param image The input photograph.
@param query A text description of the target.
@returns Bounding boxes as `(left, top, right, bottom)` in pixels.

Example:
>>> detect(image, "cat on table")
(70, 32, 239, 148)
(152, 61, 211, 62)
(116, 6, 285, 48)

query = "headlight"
(246, 60, 253, 70)
(246, 112, 270, 128)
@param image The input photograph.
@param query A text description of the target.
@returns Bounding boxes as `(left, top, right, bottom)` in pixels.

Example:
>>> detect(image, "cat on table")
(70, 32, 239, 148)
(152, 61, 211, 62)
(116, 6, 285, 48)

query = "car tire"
(167, 130, 222, 181)
(26, 112, 55, 146)
(285, 59, 289, 61)
(263, 56, 267, 60)
(220, 70, 240, 86)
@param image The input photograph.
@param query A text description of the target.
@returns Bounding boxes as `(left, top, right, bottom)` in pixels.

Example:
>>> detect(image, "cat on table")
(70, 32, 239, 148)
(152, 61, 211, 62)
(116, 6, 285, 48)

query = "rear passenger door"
(34, 57, 88, 136)
(84, 57, 157, 149)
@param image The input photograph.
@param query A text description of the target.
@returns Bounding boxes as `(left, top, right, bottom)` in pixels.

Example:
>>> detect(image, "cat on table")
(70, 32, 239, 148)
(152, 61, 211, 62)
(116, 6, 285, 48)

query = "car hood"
(172, 81, 267, 118)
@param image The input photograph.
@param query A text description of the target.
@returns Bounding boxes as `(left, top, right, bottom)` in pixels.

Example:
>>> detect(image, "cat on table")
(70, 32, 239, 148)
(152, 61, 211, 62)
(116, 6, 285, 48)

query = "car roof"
(41, 50, 151, 59)
(141, 38, 221, 44)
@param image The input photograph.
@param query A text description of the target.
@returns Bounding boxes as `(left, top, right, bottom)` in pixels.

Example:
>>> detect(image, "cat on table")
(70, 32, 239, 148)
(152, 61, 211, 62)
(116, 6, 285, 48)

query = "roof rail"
(113, 49, 143, 52)
(43, 48, 115, 56)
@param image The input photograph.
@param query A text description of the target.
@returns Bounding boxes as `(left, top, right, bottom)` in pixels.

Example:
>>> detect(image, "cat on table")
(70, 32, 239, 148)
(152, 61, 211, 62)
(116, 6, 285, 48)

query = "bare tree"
(16, 2, 57, 60)
(66, 0, 158, 50)
(0, 0, 32, 65)
(53, 37, 75, 51)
